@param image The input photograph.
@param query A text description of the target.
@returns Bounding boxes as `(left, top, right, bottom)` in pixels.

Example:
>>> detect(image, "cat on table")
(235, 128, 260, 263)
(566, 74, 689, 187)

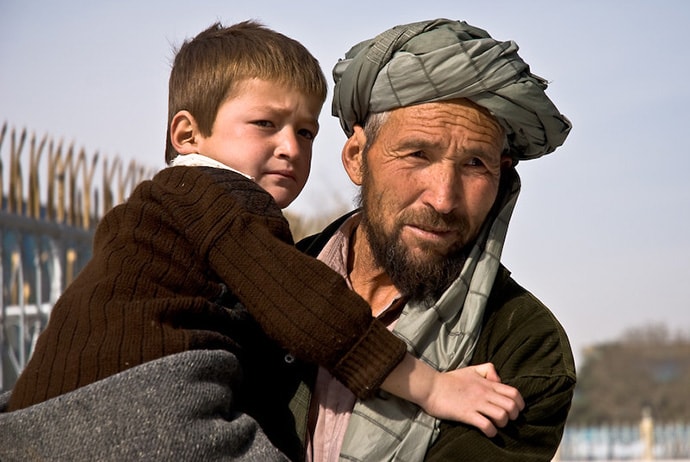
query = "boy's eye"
(298, 128, 316, 141)
(252, 120, 274, 128)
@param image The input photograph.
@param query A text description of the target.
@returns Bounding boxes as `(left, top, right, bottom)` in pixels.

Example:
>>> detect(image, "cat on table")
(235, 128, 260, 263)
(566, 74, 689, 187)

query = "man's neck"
(348, 224, 400, 317)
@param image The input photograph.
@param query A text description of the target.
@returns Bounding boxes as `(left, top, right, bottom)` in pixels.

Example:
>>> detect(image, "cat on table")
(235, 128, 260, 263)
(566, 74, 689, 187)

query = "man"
(294, 18, 576, 461)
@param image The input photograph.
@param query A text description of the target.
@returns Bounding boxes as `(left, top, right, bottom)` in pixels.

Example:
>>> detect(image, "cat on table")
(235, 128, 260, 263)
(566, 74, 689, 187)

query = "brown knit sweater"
(8, 166, 406, 411)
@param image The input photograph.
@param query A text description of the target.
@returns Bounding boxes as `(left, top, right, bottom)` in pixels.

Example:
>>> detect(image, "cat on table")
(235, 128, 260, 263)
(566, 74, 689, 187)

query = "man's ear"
(342, 125, 367, 186)
(500, 154, 516, 169)
(170, 111, 200, 155)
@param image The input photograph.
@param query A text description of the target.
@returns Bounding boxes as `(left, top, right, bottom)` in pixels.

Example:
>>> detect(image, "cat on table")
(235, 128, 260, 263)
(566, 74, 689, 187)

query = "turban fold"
(332, 18, 572, 160)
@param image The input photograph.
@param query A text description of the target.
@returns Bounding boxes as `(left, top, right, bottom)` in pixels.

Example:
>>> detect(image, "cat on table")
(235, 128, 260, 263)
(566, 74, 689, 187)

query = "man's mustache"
(397, 208, 467, 232)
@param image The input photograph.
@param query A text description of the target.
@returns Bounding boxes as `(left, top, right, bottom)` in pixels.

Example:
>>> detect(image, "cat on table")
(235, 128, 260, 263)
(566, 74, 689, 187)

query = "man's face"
(352, 99, 507, 303)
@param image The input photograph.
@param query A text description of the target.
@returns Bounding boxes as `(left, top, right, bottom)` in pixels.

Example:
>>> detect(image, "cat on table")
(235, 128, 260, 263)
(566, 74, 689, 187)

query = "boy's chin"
(269, 190, 298, 209)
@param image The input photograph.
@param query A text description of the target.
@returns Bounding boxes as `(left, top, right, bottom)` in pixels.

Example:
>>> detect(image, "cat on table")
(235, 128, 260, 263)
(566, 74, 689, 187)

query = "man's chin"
(405, 244, 456, 265)
(400, 228, 458, 252)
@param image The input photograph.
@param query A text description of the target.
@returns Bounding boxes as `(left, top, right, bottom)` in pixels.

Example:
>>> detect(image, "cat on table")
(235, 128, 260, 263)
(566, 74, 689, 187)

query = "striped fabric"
(332, 18, 571, 160)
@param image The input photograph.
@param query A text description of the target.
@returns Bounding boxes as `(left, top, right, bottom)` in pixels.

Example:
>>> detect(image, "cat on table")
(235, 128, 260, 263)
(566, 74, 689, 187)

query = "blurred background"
(2, 1, 689, 459)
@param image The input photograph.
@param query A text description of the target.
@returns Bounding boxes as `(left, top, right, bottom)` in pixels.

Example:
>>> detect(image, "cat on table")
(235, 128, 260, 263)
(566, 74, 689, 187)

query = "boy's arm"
(165, 167, 406, 397)
(381, 355, 524, 437)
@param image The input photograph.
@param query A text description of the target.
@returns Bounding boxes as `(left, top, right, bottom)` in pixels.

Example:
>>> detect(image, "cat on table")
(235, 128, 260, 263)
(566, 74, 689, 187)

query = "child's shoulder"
(156, 165, 255, 189)
(156, 166, 284, 218)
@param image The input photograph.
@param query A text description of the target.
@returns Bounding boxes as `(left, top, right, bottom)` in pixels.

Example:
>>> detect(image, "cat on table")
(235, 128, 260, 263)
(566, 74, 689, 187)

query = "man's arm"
(425, 374, 574, 461)
(425, 269, 576, 461)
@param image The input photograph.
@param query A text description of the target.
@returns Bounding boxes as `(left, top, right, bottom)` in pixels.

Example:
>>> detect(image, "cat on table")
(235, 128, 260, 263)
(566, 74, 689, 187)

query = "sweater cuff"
(333, 320, 407, 399)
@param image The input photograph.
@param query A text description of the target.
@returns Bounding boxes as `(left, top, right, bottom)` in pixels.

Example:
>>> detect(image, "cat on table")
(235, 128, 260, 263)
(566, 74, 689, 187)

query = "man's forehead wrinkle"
(386, 106, 503, 155)
(389, 134, 501, 161)
(396, 100, 501, 128)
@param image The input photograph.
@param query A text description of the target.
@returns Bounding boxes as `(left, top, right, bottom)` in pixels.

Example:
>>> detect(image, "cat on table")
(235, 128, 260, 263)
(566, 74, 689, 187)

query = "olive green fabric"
(425, 267, 576, 461)
(332, 18, 572, 160)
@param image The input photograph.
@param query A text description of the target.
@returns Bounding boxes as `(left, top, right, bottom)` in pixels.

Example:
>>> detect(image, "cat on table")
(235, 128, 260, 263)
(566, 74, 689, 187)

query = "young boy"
(8, 21, 523, 458)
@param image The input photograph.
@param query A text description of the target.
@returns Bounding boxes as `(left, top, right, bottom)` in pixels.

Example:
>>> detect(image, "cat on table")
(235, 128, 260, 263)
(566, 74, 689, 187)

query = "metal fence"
(0, 122, 154, 391)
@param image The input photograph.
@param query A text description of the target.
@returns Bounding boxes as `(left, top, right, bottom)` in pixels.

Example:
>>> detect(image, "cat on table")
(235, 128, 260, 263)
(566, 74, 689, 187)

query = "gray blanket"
(0, 350, 288, 461)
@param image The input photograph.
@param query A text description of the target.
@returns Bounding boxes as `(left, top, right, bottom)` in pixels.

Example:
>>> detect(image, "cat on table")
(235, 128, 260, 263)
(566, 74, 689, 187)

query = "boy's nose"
(276, 129, 301, 159)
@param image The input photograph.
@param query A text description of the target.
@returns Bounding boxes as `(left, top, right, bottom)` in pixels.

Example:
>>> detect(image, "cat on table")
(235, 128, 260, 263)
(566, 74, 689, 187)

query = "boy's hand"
(421, 362, 525, 437)
(381, 355, 524, 438)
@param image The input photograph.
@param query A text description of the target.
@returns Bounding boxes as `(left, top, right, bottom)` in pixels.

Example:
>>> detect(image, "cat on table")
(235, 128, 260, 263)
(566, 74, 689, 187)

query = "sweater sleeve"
(159, 167, 406, 398)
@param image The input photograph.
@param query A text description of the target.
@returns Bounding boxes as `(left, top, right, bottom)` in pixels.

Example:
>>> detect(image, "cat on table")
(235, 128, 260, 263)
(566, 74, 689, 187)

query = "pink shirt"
(306, 214, 402, 462)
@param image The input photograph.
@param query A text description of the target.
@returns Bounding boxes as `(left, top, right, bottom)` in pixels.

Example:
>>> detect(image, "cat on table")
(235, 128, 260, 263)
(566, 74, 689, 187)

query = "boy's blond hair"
(165, 21, 328, 163)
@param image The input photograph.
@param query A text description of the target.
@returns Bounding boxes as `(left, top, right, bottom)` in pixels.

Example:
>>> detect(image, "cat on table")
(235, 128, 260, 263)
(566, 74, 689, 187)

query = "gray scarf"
(340, 169, 521, 461)
(332, 18, 571, 160)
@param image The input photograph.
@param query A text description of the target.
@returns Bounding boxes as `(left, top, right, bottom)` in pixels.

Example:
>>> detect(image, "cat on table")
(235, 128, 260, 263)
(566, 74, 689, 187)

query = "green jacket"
(294, 213, 576, 461)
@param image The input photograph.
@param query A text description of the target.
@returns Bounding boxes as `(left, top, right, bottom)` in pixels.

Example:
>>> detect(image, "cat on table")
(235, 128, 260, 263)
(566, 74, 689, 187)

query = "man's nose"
(423, 165, 460, 215)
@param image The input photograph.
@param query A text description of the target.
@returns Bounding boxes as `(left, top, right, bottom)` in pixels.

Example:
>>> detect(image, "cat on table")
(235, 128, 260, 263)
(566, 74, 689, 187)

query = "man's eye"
(467, 157, 485, 167)
(408, 151, 426, 159)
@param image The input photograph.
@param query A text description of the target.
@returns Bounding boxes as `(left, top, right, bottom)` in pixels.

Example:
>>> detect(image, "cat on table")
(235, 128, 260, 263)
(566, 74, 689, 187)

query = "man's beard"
(358, 174, 468, 307)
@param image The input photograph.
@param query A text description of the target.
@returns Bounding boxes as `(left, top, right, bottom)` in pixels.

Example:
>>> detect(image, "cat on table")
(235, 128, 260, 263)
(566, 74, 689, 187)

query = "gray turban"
(332, 18, 572, 160)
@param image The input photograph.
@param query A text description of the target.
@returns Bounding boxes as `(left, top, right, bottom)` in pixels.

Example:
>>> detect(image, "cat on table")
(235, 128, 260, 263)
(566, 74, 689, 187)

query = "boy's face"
(195, 78, 322, 208)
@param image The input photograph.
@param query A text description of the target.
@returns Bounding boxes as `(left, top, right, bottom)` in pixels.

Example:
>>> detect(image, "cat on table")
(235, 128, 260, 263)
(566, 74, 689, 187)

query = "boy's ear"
(170, 111, 200, 155)
(341, 125, 367, 186)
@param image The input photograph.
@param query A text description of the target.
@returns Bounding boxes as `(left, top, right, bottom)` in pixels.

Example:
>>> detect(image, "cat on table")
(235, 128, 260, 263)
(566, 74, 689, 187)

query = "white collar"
(169, 153, 254, 180)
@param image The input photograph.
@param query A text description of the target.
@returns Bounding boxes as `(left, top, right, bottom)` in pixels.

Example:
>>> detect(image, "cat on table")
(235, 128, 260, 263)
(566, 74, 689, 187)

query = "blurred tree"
(569, 323, 690, 424)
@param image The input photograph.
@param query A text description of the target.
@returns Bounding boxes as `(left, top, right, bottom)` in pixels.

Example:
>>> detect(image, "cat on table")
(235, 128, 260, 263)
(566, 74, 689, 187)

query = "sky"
(1, 0, 689, 368)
